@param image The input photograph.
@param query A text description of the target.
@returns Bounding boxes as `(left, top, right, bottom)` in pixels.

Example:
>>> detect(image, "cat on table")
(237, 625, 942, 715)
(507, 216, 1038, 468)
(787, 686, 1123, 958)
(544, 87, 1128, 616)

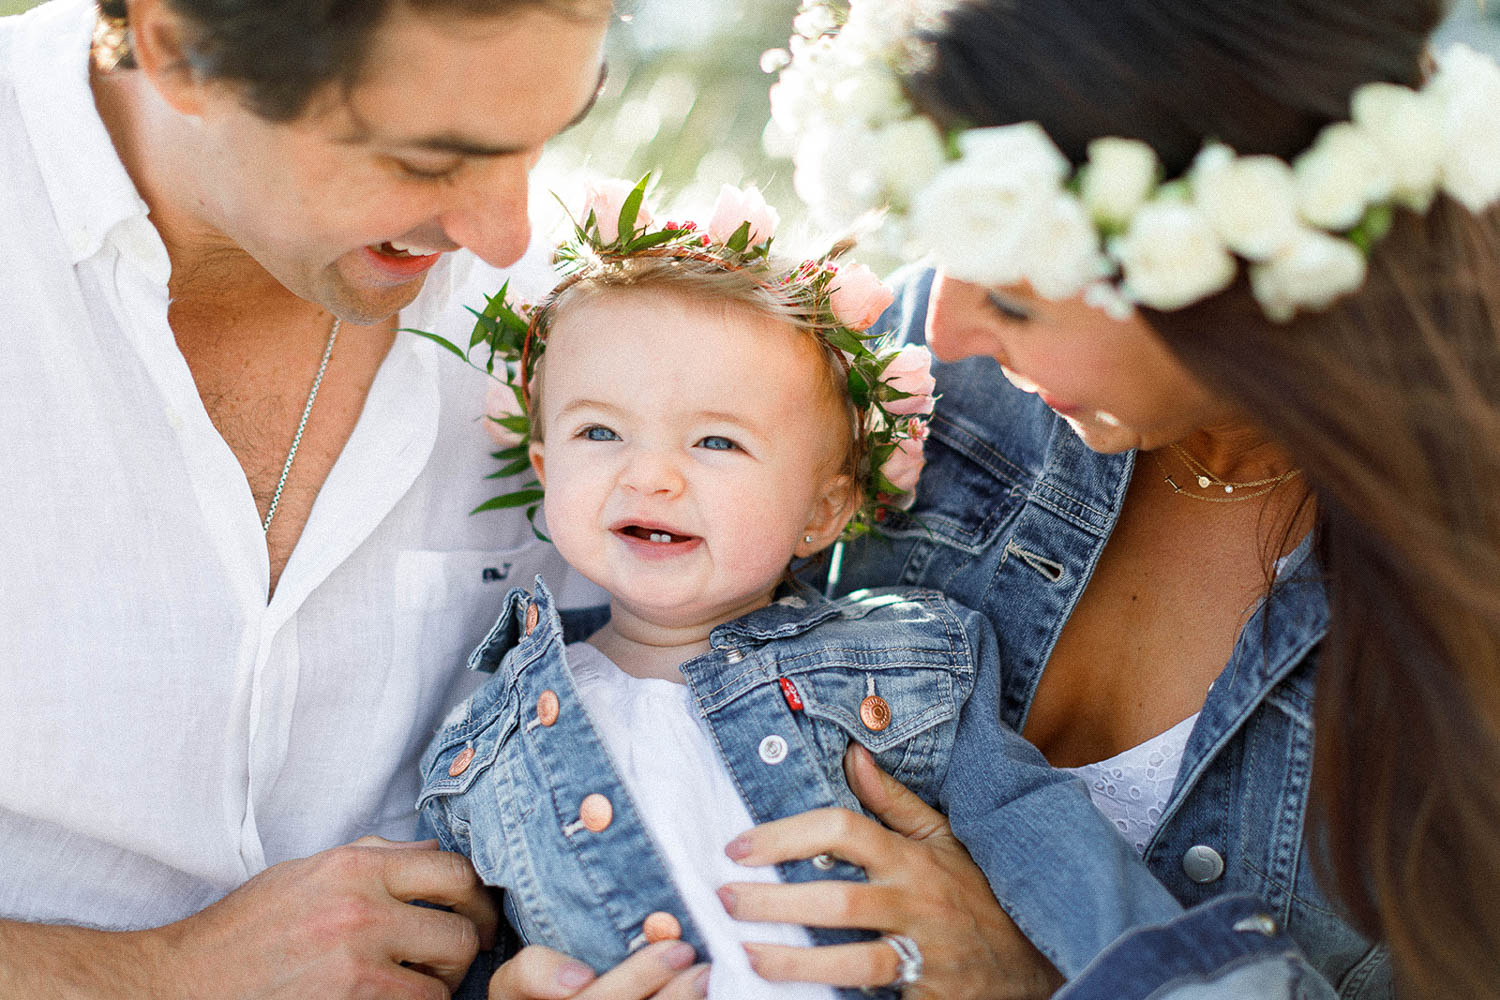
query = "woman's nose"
(926, 272, 1008, 365)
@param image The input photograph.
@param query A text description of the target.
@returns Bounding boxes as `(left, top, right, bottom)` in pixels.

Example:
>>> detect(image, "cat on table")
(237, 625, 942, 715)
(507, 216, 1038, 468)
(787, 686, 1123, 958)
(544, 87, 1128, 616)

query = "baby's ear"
(528, 440, 546, 488)
(798, 473, 860, 557)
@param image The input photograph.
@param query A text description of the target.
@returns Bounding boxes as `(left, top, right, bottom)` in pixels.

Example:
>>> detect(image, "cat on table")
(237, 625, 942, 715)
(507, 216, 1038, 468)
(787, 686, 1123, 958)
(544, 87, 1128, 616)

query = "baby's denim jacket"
(417, 577, 1181, 996)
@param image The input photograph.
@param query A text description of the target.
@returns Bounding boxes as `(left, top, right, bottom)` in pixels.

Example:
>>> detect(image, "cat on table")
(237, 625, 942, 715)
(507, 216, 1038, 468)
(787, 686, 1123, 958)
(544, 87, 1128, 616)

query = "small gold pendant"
(1197, 475, 1211, 488)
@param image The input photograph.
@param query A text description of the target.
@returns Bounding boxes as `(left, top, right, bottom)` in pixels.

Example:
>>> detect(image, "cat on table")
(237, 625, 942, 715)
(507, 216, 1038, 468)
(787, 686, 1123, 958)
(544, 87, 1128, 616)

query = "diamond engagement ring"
(882, 933, 923, 990)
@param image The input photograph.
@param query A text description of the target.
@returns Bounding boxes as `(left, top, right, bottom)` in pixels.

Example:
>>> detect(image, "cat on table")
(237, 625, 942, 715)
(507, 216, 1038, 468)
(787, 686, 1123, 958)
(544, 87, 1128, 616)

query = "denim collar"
(467, 577, 845, 675)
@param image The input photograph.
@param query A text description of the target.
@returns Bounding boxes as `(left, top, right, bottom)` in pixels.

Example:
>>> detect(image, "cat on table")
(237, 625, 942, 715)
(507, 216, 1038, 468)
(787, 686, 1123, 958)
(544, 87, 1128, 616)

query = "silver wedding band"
(882, 932, 923, 990)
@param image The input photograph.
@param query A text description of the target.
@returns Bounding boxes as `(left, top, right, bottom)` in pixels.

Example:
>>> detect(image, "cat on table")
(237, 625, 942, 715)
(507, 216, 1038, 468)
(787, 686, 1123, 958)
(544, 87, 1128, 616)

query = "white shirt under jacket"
(0, 0, 602, 930)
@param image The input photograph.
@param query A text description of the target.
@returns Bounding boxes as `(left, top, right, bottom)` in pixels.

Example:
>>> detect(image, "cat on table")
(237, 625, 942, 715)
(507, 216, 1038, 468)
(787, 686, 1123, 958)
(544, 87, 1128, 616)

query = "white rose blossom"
(1249, 228, 1368, 324)
(1431, 44, 1500, 213)
(1293, 122, 1390, 231)
(872, 115, 947, 209)
(910, 160, 1048, 286)
(1190, 144, 1300, 261)
(1351, 82, 1443, 211)
(1081, 137, 1158, 229)
(1114, 198, 1236, 311)
(1022, 194, 1107, 301)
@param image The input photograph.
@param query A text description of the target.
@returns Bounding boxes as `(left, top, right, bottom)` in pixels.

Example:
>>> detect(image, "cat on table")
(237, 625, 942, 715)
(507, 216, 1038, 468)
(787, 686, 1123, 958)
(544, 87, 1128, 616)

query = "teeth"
(649, 532, 672, 543)
(387, 240, 444, 256)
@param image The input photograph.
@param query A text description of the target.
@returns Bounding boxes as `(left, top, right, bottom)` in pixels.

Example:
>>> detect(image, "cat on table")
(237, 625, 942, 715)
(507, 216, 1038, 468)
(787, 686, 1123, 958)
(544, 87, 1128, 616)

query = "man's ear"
(529, 440, 546, 488)
(125, 0, 212, 116)
(796, 473, 860, 559)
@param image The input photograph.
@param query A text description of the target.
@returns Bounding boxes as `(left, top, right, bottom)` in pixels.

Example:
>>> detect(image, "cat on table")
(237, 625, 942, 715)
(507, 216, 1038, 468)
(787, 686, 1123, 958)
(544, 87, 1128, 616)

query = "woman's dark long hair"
(909, 2, 1500, 995)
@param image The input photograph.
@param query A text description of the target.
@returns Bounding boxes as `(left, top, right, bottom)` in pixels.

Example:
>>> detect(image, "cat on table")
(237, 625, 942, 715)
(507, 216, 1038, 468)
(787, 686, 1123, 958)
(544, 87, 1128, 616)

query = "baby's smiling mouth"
(617, 524, 697, 544)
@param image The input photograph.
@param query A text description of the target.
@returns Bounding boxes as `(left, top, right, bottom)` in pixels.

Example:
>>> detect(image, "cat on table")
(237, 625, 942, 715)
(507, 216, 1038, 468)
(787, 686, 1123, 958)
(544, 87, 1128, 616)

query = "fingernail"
(742, 943, 764, 973)
(557, 961, 594, 989)
(664, 942, 697, 970)
(690, 964, 711, 997)
(724, 834, 751, 861)
(716, 885, 736, 914)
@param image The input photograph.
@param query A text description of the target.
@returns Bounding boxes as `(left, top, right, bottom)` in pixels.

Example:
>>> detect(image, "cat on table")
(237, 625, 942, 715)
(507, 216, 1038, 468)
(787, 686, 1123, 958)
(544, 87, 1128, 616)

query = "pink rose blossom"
(880, 345, 937, 414)
(707, 184, 780, 246)
(483, 382, 526, 449)
(880, 435, 926, 496)
(828, 262, 895, 330)
(584, 179, 654, 244)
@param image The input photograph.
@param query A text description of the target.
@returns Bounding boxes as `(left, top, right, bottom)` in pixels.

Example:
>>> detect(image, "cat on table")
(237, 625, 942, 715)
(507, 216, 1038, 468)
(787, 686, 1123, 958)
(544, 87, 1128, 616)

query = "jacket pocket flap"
(417, 691, 518, 808)
(796, 664, 959, 753)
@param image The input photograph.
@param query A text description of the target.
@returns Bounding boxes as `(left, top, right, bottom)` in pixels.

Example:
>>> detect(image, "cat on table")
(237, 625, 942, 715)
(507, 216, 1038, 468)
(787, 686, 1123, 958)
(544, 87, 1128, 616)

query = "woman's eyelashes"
(985, 290, 1034, 323)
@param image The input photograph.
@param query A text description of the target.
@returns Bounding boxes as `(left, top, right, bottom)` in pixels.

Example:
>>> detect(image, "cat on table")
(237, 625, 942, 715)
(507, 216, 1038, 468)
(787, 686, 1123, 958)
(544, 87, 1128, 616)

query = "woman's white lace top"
(1064, 713, 1199, 855)
(567, 642, 838, 1000)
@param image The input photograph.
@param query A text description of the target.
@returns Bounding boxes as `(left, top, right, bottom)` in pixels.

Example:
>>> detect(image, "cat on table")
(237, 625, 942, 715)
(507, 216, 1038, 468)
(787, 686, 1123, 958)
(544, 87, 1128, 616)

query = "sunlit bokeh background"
(6, 0, 1500, 266)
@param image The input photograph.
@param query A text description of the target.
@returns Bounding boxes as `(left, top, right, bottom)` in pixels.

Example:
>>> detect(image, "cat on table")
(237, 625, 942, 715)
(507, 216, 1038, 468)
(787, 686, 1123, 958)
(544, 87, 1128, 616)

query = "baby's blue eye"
(697, 436, 738, 451)
(581, 426, 621, 442)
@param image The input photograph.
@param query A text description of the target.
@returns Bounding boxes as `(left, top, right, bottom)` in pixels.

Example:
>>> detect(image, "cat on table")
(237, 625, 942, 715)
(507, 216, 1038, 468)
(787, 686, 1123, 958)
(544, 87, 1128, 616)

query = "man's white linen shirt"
(0, 0, 602, 930)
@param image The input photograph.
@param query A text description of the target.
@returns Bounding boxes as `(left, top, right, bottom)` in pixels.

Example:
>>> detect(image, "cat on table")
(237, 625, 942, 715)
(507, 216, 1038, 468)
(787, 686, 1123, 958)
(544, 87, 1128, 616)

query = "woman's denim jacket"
(831, 268, 1388, 999)
(417, 577, 1183, 997)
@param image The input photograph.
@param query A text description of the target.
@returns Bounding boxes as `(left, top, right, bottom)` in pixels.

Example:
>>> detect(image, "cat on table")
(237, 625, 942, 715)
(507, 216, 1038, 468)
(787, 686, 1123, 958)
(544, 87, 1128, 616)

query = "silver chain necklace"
(263, 317, 340, 533)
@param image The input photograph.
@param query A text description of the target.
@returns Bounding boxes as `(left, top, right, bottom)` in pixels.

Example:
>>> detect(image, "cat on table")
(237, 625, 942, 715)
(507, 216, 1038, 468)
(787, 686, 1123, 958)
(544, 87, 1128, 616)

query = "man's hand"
(486, 941, 709, 1000)
(0, 837, 498, 1000)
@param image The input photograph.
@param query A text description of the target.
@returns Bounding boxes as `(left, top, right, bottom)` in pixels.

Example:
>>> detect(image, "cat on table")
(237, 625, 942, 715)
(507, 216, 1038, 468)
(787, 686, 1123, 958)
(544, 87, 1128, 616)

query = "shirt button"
(725, 648, 744, 664)
(758, 734, 789, 765)
(859, 695, 892, 732)
(524, 602, 540, 636)
(448, 746, 476, 777)
(536, 690, 560, 726)
(579, 793, 613, 832)
(1182, 845, 1225, 883)
(642, 911, 682, 943)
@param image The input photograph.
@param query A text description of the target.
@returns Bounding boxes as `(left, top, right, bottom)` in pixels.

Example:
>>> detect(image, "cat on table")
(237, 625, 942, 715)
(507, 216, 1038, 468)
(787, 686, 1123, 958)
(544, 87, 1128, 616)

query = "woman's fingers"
(742, 938, 903, 989)
(487, 942, 706, 1000)
(844, 743, 952, 842)
(724, 805, 900, 870)
(717, 880, 906, 932)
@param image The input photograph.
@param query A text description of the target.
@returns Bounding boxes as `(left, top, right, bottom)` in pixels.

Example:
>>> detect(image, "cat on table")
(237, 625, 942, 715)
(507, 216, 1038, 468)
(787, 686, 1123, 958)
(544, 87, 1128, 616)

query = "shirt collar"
(12, 0, 163, 277)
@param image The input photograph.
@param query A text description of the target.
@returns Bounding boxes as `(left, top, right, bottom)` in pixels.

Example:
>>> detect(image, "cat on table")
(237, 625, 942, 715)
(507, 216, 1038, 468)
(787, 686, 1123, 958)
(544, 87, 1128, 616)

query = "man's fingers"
(717, 879, 905, 933)
(488, 941, 702, 1000)
(382, 899, 483, 991)
(843, 744, 952, 842)
(742, 939, 901, 989)
(378, 847, 500, 950)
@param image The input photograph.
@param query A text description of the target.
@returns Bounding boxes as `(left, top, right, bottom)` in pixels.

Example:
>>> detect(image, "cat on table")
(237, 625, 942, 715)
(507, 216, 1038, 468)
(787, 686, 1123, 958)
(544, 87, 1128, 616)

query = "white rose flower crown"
(766, 0, 1500, 322)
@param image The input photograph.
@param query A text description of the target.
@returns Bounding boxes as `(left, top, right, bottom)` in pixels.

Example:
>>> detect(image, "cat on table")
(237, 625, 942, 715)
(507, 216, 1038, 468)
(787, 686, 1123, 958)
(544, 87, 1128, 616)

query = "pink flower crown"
(416, 175, 936, 541)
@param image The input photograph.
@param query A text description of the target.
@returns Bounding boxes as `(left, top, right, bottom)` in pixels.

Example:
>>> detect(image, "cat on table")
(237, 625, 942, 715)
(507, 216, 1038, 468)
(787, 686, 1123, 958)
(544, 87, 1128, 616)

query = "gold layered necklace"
(1149, 443, 1300, 504)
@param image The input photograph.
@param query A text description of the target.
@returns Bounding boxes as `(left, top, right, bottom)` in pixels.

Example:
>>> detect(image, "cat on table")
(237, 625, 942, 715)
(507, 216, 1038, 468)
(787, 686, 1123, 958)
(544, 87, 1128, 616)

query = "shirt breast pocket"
(416, 676, 521, 869)
(794, 661, 967, 804)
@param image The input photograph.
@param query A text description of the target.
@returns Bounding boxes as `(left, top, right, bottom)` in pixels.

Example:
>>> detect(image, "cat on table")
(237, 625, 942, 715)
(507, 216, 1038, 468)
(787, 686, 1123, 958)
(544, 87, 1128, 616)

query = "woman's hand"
(487, 941, 709, 1000)
(716, 745, 1063, 1000)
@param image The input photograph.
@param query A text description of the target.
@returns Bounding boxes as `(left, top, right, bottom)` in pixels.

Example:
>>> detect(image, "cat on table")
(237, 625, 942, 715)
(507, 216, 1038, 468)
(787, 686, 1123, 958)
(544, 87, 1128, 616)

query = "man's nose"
(437, 159, 534, 269)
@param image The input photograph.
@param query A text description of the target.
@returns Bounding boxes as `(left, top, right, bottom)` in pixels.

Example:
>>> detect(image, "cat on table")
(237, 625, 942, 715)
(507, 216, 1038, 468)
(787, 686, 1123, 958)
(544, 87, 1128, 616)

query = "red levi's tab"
(779, 678, 804, 711)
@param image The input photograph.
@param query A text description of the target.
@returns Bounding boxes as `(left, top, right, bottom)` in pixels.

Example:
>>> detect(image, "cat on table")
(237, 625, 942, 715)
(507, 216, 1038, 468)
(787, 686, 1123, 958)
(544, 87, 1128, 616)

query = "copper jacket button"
(859, 695, 891, 732)
(536, 689, 560, 726)
(579, 793, 613, 832)
(448, 746, 475, 777)
(642, 911, 682, 943)
(524, 602, 540, 635)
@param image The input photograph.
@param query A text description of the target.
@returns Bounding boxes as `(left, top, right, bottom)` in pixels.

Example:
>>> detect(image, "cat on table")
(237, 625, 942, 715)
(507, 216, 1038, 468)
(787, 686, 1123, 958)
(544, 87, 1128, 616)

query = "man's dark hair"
(99, 0, 608, 121)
